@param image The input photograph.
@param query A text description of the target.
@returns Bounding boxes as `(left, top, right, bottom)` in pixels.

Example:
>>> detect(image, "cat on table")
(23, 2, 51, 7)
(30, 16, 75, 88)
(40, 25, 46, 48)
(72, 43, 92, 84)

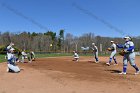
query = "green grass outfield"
(0, 53, 111, 63)
(0, 53, 73, 63)
(0, 55, 7, 63)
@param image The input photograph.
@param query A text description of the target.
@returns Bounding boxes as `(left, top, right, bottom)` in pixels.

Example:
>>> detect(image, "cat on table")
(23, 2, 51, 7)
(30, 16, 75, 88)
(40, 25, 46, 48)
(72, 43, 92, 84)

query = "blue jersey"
(117, 41, 134, 53)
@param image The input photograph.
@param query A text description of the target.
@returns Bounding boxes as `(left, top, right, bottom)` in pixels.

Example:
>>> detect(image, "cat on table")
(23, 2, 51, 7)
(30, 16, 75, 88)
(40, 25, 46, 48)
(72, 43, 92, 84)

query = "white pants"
(7, 64, 20, 73)
(123, 52, 135, 66)
(110, 51, 116, 58)
(21, 55, 28, 62)
(21, 55, 31, 63)
(74, 57, 79, 61)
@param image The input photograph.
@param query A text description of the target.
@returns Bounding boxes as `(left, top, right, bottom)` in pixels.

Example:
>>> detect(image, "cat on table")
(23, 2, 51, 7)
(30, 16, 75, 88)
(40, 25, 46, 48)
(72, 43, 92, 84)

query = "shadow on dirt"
(99, 62, 108, 66)
(106, 69, 122, 73)
(87, 60, 94, 63)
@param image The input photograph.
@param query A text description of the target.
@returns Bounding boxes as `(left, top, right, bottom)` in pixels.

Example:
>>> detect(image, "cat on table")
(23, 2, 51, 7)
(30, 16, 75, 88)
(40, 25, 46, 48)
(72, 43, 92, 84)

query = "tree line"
(0, 30, 140, 54)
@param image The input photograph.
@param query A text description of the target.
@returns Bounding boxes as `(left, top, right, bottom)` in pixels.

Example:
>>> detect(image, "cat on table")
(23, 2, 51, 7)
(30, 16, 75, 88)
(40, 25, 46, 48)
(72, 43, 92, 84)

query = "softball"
(50, 44, 52, 47)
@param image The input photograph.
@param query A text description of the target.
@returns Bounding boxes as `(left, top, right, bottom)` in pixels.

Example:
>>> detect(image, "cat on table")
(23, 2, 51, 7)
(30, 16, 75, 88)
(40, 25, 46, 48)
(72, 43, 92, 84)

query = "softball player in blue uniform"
(6, 43, 20, 73)
(117, 36, 139, 75)
(106, 41, 118, 66)
(91, 43, 99, 63)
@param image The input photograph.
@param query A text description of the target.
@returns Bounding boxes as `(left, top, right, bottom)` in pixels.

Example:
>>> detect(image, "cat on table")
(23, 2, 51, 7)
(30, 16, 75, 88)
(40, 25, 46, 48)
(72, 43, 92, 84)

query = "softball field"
(0, 56, 140, 93)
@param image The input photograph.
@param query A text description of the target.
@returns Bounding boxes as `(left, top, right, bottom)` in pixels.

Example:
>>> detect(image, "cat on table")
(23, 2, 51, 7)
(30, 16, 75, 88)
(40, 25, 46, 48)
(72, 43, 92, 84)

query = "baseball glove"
(119, 50, 126, 56)
(91, 48, 97, 52)
(107, 48, 113, 51)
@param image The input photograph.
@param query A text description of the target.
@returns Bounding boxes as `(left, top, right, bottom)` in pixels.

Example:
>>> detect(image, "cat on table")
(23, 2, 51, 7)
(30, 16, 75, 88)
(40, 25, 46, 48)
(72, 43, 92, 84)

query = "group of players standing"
(5, 36, 140, 75)
(73, 36, 140, 75)
(6, 42, 35, 73)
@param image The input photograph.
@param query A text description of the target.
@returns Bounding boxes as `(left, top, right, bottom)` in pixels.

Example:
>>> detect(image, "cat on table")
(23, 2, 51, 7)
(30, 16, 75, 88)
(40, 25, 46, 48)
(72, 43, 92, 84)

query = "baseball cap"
(92, 43, 95, 45)
(124, 36, 130, 39)
(111, 41, 114, 43)
(10, 42, 14, 46)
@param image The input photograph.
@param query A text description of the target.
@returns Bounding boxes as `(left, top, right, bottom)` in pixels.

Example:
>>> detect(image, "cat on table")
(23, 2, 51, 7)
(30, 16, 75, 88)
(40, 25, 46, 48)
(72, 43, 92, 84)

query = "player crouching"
(73, 51, 79, 62)
(21, 50, 31, 63)
(7, 48, 20, 73)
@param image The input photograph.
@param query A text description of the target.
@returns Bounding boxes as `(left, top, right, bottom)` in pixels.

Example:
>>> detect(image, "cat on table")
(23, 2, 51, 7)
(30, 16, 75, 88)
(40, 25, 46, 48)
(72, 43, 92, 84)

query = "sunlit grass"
(0, 53, 111, 63)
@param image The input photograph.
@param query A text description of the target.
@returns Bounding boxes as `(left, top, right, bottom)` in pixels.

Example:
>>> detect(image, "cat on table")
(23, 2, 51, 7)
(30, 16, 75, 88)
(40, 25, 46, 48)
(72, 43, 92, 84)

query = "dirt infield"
(1, 56, 140, 93)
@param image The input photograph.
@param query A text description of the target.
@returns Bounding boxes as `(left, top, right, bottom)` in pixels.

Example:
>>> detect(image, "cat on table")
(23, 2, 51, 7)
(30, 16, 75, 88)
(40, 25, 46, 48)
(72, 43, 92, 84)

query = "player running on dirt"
(91, 43, 99, 63)
(117, 36, 139, 75)
(106, 41, 118, 66)
(21, 50, 31, 63)
(30, 50, 35, 61)
(73, 51, 79, 62)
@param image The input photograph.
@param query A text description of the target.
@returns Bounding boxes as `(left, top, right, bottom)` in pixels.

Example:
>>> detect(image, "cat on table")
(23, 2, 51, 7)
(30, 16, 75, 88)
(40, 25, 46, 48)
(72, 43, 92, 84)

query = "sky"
(0, 0, 140, 37)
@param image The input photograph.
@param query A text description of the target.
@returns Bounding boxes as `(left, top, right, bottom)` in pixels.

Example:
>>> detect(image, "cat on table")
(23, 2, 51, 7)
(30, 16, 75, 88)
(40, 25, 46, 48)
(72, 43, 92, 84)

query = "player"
(4, 42, 13, 59)
(117, 36, 139, 75)
(21, 50, 31, 63)
(73, 51, 79, 62)
(6, 42, 14, 53)
(106, 41, 118, 66)
(17, 50, 22, 60)
(6, 43, 20, 73)
(30, 50, 35, 61)
(91, 43, 99, 63)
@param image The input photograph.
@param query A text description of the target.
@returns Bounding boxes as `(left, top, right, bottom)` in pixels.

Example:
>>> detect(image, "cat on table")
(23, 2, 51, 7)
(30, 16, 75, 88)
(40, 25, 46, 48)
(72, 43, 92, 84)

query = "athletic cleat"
(119, 72, 126, 75)
(135, 71, 140, 75)
(95, 61, 99, 63)
(6, 68, 9, 72)
(106, 62, 110, 66)
(114, 63, 118, 66)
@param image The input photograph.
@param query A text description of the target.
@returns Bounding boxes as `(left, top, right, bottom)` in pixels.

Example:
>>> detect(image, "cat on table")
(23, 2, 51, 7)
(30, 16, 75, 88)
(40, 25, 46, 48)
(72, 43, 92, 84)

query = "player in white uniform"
(30, 51, 35, 61)
(73, 51, 79, 62)
(6, 43, 20, 73)
(91, 43, 99, 63)
(106, 41, 118, 66)
(21, 50, 31, 63)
